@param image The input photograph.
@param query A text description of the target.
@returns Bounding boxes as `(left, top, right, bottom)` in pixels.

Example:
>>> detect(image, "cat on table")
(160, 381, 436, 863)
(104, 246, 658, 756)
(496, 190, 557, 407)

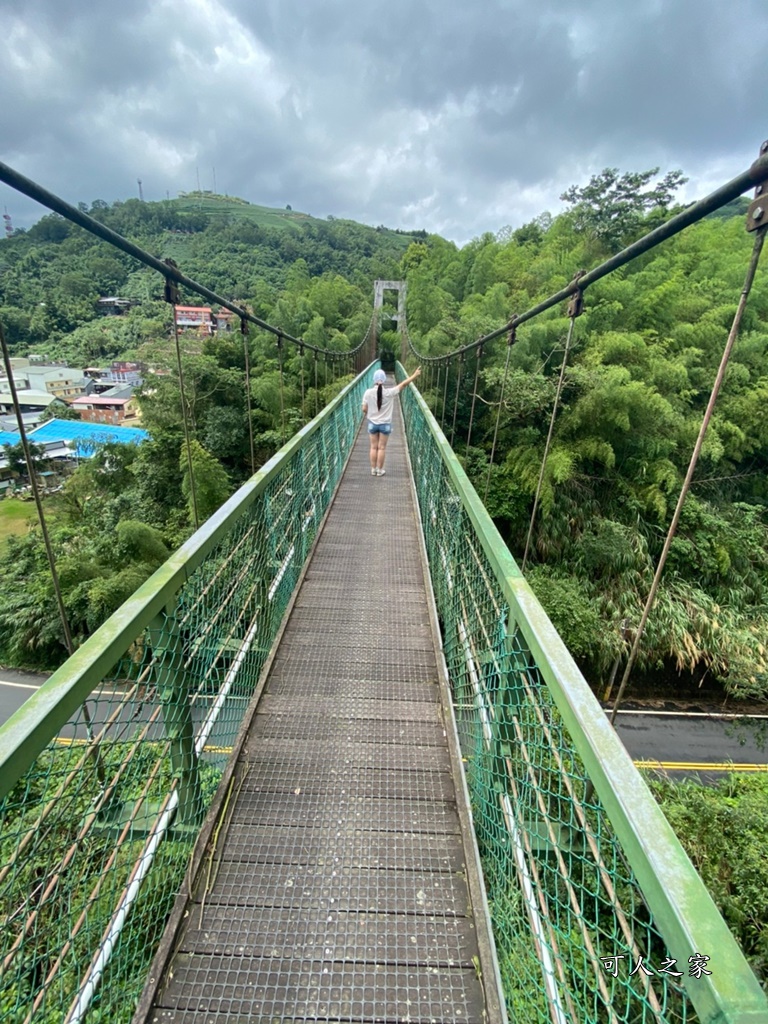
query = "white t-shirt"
(363, 384, 397, 424)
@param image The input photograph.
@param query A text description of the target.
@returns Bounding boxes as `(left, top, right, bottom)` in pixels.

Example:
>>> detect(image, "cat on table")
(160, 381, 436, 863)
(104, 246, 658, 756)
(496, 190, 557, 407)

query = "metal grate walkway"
(141, 396, 496, 1022)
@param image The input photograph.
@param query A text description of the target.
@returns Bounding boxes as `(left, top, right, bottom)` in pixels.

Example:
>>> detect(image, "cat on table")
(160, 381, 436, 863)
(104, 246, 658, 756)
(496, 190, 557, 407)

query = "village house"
(0, 419, 149, 495)
(3, 360, 87, 400)
(70, 391, 138, 425)
(174, 306, 234, 335)
(84, 361, 145, 392)
(174, 305, 214, 334)
(0, 389, 60, 426)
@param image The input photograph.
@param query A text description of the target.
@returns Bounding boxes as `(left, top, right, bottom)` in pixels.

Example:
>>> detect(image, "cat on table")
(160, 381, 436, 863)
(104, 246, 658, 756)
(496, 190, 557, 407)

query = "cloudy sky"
(0, 0, 765, 245)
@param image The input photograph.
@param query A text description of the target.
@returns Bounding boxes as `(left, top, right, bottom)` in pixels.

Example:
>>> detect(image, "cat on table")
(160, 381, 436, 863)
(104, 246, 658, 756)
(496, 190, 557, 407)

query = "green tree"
(2, 440, 45, 480)
(651, 773, 768, 978)
(560, 167, 688, 250)
(180, 439, 231, 523)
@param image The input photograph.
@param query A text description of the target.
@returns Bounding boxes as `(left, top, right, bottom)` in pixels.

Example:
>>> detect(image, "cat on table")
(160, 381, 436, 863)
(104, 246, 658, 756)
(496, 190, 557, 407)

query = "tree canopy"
(1, 176, 768, 711)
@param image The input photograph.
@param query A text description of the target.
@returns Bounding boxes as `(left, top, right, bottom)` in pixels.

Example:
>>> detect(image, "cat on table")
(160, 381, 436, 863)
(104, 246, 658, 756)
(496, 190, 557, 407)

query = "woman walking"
(362, 367, 421, 476)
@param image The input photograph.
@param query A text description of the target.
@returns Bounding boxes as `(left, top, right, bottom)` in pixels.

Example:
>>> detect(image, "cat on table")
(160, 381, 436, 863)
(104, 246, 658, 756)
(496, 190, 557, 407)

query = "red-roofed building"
(70, 394, 138, 425)
(174, 306, 235, 335)
(174, 306, 214, 334)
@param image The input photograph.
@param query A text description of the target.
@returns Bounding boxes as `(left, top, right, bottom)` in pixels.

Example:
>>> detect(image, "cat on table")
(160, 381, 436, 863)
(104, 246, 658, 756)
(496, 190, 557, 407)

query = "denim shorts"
(367, 422, 392, 435)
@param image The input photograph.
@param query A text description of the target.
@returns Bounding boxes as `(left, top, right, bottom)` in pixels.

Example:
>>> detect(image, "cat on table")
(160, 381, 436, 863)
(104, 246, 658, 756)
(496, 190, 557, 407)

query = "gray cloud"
(0, 0, 765, 244)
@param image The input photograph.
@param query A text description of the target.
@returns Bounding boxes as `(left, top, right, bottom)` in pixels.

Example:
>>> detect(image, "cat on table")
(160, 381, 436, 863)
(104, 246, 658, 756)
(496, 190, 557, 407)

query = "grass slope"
(0, 498, 37, 550)
(172, 191, 416, 244)
(174, 192, 315, 232)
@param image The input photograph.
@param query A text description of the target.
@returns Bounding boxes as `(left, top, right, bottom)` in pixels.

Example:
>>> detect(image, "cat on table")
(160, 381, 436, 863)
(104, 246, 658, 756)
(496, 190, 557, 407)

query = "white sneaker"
(371, 468, 377, 475)
(377, 468, 386, 476)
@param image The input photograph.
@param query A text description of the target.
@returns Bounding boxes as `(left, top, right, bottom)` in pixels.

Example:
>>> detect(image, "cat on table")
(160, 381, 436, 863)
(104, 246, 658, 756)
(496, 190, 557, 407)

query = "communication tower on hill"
(3, 207, 12, 237)
(137, 178, 144, 202)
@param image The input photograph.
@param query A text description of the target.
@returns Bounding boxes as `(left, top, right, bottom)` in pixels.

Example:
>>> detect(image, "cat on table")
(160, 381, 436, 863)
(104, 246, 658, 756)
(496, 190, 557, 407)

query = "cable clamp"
(163, 258, 180, 305)
(567, 270, 586, 318)
(746, 140, 768, 232)
(746, 198, 766, 232)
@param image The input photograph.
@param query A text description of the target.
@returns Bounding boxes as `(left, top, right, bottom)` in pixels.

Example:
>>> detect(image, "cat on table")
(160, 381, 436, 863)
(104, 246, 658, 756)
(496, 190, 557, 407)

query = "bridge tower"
(373, 279, 407, 369)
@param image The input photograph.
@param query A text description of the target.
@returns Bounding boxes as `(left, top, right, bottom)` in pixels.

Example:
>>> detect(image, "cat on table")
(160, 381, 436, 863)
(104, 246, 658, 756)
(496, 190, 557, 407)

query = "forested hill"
(3, 178, 768, 983)
(0, 191, 424, 359)
(1, 175, 768, 716)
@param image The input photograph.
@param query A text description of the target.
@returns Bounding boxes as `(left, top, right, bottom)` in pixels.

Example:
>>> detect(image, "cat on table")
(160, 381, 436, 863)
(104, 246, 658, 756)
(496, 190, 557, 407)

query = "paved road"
(611, 708, 768, 783)
(3, 673, 768, 783)
(0, 668, 51, 726)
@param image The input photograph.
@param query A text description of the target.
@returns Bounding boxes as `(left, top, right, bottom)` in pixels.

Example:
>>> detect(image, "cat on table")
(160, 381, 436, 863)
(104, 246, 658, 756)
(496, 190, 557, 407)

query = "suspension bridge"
(1, 150, 768, 1024)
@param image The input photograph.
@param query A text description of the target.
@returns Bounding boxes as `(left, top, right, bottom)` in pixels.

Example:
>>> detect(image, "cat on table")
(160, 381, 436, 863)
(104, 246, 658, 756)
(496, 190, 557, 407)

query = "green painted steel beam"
(398, 363, 768, 1024)
(0, 364, 372, 804)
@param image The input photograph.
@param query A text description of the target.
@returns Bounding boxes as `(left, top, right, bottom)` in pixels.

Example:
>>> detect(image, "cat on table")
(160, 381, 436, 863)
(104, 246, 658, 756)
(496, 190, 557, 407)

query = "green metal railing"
(398, 365, 768, 1024)
(0, 367, 369, 1024)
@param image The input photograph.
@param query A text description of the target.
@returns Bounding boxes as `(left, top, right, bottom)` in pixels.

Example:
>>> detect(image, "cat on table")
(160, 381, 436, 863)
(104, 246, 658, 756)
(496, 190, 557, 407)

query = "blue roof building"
(0, 421, 149, 484)
(28, 419, 149, 456)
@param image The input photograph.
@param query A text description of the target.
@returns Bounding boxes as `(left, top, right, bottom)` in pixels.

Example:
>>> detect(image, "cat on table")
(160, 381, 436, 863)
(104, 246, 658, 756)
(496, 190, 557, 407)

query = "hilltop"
(173, 190, 357, 232)
(0, 191, 430, 353)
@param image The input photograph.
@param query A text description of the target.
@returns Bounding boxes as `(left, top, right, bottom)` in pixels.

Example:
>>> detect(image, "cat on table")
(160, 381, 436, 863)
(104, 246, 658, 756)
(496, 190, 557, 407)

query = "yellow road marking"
(635, 760, 768, 772)
(48, 739, 765, 772)
(54, 736, 233, 755)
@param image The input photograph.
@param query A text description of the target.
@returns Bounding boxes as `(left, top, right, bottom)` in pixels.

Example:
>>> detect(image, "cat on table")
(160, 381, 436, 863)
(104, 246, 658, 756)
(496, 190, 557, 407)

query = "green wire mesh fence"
(0, 368, 369, 1024)
(398, 366, 767, 1024)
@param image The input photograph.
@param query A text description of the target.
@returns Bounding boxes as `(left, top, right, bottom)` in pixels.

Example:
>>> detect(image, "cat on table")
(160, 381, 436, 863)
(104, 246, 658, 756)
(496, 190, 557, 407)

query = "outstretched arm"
(394, 366, 421, 393)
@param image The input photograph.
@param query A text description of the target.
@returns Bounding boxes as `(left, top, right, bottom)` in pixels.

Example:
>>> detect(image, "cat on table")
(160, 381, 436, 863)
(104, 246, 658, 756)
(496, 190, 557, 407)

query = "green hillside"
(174, 192, 307, 229)
(2, 169, 768, 716)
(0, 191, 425, 349)
(2, 173, 768, 984)
(173, 191, 346, 233)
(157, 191, 419, 269)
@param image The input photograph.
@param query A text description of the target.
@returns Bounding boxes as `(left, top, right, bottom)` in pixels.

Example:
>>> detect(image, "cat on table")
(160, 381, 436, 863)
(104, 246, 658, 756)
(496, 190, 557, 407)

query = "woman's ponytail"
(376, 383, 383, 410)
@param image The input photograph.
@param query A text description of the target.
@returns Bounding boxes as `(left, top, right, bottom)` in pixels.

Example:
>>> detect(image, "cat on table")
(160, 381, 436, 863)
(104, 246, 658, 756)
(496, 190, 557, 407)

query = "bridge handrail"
(0, 367, 371, 1023)
(398, 364, 767, 1024)
(0, 367, 370, 801)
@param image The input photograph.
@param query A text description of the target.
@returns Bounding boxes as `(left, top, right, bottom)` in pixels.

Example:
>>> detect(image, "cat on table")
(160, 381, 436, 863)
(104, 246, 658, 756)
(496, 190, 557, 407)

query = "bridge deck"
(144, 400, 492, 1022)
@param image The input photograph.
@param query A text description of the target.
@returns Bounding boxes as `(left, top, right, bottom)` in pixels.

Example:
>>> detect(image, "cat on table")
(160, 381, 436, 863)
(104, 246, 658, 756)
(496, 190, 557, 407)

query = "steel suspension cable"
(440, 362, 450, 432)
(0, 160, 370, 362)
(0, 320, 75, 656)
(277, 334, 286, 438)
(484, 328, 515, 504)
(449, 353, 464, 447)
(608, 222, 767, 722)
(465, 345, 483, 455)
(241, 318, 256, 475)
(300, 346, 306, 423)
(0, 320, 106, 783)
(168, 284, 200, 529)
(521, 286, 583, 572)
(402, 149, 768, 368)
